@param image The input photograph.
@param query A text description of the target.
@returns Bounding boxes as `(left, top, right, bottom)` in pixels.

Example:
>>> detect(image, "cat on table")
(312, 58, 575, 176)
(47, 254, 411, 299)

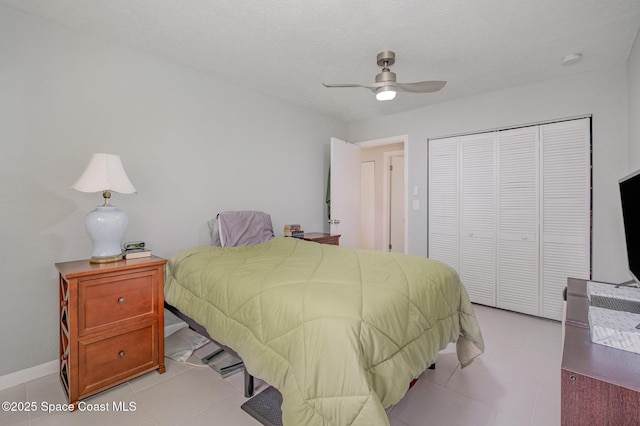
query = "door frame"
(355, 135, 408, 254)
(383, 150, 405, 252)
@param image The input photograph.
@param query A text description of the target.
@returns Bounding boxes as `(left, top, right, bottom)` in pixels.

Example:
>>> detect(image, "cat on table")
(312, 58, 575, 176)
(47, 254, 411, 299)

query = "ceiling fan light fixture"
(376, 86, 396, 101)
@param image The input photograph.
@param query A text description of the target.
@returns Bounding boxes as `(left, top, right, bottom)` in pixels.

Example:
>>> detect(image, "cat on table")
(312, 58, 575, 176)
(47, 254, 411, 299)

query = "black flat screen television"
(619, 169, 640, 284)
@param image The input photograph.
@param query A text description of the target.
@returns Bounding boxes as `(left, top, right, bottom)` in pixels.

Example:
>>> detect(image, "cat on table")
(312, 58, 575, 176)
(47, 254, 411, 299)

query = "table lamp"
(71, 153, 136, 263)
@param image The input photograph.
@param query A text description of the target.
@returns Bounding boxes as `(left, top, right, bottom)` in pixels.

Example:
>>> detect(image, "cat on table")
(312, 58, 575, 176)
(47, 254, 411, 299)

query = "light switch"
(413, 185, 419, 197)
(412, 200, 420, 210)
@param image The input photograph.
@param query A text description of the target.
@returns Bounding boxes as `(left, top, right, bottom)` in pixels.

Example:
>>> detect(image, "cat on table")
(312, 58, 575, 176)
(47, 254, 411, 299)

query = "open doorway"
(359, 139, 407, 253)
(329, 135, 407, 252)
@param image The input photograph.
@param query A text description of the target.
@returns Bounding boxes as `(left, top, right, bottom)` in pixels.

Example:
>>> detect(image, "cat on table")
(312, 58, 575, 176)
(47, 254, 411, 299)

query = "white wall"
(348, 66, 630, 284)
(629, 29, 640, 169)
(0, 6, 347, 376)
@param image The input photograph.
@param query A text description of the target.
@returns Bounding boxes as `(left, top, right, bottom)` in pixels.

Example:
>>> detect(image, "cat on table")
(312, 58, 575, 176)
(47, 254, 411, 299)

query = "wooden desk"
(561, 278, 640, 425)
(293, 232, 340, 246)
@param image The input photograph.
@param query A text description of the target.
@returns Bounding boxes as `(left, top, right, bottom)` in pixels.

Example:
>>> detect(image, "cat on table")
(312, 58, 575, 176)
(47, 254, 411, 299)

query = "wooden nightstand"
(294, 232, 341, 246)
(55, 256, 167, 406)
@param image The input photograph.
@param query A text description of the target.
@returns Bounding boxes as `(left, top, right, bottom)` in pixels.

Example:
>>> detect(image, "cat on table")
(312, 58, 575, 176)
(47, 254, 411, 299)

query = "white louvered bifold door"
(540, 118, 591, 320)
(460, 132, 496, 305)
(428, 137, 460, 272)
(497, 127, 540, 316)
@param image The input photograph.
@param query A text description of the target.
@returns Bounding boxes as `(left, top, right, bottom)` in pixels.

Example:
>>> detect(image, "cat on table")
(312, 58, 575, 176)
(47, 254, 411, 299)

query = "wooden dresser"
(561, 278, 640, 425)
(55, 256, 167, 405)
(293, 232, 341, 246)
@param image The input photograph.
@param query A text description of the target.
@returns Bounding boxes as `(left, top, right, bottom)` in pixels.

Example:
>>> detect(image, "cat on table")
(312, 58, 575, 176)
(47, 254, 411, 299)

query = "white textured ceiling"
(3, 0, 640, 123)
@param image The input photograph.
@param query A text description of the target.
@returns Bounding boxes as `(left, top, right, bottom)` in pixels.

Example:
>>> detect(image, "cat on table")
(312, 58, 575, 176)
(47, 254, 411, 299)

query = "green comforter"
(164, 237, 484, 425)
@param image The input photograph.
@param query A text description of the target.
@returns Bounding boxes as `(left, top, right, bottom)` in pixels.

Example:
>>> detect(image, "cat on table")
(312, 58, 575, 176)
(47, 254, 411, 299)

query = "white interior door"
(497, 126, 540, 316)
(428, 137, 460, 271)
(360, 162, 375, 250)
(540, 117, 591, 320)
(460, 132, 497, 306)
(330, 137, 361, 248)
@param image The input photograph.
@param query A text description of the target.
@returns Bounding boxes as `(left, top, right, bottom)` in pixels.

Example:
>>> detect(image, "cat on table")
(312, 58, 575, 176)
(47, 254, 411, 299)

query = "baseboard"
(0, 360, 58, 391)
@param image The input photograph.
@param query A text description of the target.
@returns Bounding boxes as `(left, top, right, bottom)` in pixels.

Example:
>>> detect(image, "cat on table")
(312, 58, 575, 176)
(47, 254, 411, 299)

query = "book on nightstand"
(124, 249, 152, 259)
(284, 224, 304, 237)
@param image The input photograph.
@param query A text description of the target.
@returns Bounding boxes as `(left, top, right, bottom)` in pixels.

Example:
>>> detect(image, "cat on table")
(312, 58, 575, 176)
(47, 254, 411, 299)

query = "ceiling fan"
(323, 51, 446, 101)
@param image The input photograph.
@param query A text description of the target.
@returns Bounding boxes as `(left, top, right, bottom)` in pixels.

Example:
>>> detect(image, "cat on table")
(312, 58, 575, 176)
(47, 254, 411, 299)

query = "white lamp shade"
(72, 153, 136, 194)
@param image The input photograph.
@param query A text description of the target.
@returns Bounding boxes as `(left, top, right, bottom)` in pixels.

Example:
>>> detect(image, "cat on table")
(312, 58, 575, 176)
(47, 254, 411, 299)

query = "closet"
(428, 118, 591, 320)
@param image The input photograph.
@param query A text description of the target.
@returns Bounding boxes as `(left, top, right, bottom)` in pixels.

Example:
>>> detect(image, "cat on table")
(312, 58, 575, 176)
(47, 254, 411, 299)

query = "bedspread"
(164, 237, 483, 425)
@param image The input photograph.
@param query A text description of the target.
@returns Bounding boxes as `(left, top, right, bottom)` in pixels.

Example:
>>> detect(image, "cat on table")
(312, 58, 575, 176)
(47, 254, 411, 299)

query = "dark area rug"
(241, 386, 283, 426)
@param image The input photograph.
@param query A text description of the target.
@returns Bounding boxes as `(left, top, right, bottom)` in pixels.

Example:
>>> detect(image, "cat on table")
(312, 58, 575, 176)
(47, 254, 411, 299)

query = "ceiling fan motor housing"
(376, 70, 396, 84)
(376, 51, 397, 88)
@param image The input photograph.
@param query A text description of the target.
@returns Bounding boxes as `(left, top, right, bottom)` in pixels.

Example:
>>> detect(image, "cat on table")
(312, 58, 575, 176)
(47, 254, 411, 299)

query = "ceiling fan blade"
(323, 82, 386, 94)
(323, 83, 366, 88)
(396, 81, 446, 93)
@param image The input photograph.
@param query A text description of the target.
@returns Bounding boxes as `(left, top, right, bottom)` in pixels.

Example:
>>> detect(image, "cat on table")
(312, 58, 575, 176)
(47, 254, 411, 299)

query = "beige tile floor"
(0, 304, 562, 425)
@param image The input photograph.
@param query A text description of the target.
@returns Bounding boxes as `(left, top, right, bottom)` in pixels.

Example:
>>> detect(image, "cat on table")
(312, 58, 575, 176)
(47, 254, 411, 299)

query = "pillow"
(164, 327, 210, 362)
(208, 218, 222, 246)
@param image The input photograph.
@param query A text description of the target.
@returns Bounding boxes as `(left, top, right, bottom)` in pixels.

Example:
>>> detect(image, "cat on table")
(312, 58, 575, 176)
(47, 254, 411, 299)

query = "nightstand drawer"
(79, 269, 158, 336)
(79, 323, 157, 396)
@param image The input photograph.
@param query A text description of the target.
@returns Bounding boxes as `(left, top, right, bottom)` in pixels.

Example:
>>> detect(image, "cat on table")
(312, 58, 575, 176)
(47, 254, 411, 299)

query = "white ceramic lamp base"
(86, 206, 128, 263)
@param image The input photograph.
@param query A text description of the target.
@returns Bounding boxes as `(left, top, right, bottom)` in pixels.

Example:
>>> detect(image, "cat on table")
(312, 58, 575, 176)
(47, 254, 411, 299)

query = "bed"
(164, 222, 484, 425)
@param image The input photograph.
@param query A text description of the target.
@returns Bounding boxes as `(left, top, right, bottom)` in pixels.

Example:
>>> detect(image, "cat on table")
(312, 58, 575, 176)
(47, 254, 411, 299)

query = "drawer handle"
(118, 297, 126, 304)
(119, 351, 125, 358)
(569, 375, 577, 381)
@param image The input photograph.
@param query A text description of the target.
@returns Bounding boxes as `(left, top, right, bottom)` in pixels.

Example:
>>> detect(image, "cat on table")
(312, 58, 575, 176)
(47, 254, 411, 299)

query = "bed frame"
(164, 302, 255, 397)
